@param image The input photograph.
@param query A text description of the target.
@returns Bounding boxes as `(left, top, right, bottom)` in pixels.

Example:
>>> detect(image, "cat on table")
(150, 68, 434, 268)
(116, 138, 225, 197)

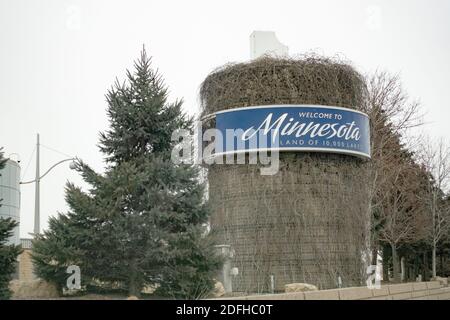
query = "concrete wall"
(18, 248, 36, 282)
(219, 280, 450, 300)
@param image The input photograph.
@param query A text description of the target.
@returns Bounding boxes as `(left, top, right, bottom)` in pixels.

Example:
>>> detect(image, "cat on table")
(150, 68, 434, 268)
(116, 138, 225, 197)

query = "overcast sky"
(0, 0, 449, 237)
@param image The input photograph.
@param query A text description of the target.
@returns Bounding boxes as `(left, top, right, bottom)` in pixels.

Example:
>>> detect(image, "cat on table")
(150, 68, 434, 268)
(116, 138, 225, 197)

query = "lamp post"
(20, 133, 76, 235)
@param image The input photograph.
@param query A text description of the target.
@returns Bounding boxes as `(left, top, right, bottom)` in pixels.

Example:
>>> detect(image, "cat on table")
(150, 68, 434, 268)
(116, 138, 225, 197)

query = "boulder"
(142, 284, 159, 294)
(285, 283, 318, 293)
(211, 281, 226, 298)
(432, 276, 448, 286)
(126, 295, 139, 300)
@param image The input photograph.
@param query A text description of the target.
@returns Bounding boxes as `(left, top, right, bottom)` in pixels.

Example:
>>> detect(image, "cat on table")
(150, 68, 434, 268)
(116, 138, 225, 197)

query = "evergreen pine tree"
(32, 184, 96, 294)
(0, 148, 22, 300)
(32, 49, 221, 298)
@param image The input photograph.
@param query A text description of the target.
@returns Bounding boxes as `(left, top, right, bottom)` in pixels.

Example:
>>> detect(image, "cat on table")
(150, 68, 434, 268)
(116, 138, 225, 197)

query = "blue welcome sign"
(214, 105, 371, 159)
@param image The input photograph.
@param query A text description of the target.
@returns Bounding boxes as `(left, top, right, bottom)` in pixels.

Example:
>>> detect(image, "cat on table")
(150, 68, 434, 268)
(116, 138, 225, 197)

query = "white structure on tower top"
(250, 31, 289, 59)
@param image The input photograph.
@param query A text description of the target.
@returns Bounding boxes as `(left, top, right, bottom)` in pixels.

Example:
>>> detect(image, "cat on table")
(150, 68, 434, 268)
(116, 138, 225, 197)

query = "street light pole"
(34, 133, 40, 235)
(20, 133, 76, 236)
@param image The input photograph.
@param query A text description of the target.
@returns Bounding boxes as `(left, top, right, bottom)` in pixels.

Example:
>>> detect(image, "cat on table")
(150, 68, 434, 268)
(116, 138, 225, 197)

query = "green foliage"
(0, 150, 22, 300)
(99, 49, 190, 164)
(0, 217, 21, 300)
(0, 148, 6, 169)
(32, 49, 221, 298)
(31, 212, 87, 293)
(155, 229, 223, 299)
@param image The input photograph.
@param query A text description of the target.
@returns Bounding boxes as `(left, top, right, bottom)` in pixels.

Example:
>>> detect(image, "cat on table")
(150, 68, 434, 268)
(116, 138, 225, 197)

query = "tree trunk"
(391, 243, 400, 283)
(382, 245, 389, 281)
(128, 260, 141, 297)
(432, 244, 437, 278)
(423, 251, 429, 281)
(371, 246, 378, 266)
(129, 279, 140, 297)
(400, 256, 405, 282)
(413, 255, 418, 281)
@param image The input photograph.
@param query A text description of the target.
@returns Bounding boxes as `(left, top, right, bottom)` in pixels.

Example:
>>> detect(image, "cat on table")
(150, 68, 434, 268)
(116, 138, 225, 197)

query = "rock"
(126, 295, 139, 300)
(63, 288, 81, 296)
(142, 284, 159, 294)
(285, 283, 318, 293)
(76, 294, 112, 300)
(9, 279, 59, 299)
(212, 281, 226, 298)
(432, 276, 448, 286)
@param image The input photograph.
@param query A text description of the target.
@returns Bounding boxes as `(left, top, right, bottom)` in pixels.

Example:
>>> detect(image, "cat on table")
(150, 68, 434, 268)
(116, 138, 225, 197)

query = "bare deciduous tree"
(377, 157, 427, 282)
(363, 71, 424, 273)
(416, 137, 450, 278)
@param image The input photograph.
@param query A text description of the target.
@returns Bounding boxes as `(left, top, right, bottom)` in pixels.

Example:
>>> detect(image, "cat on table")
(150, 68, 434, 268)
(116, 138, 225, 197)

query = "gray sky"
(0, 0, 449, 237)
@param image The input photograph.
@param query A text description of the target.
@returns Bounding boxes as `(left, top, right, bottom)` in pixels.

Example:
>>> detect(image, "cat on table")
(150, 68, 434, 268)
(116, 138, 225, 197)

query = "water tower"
(200, 34, 371, 293)
(0, 159, 21, 245)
